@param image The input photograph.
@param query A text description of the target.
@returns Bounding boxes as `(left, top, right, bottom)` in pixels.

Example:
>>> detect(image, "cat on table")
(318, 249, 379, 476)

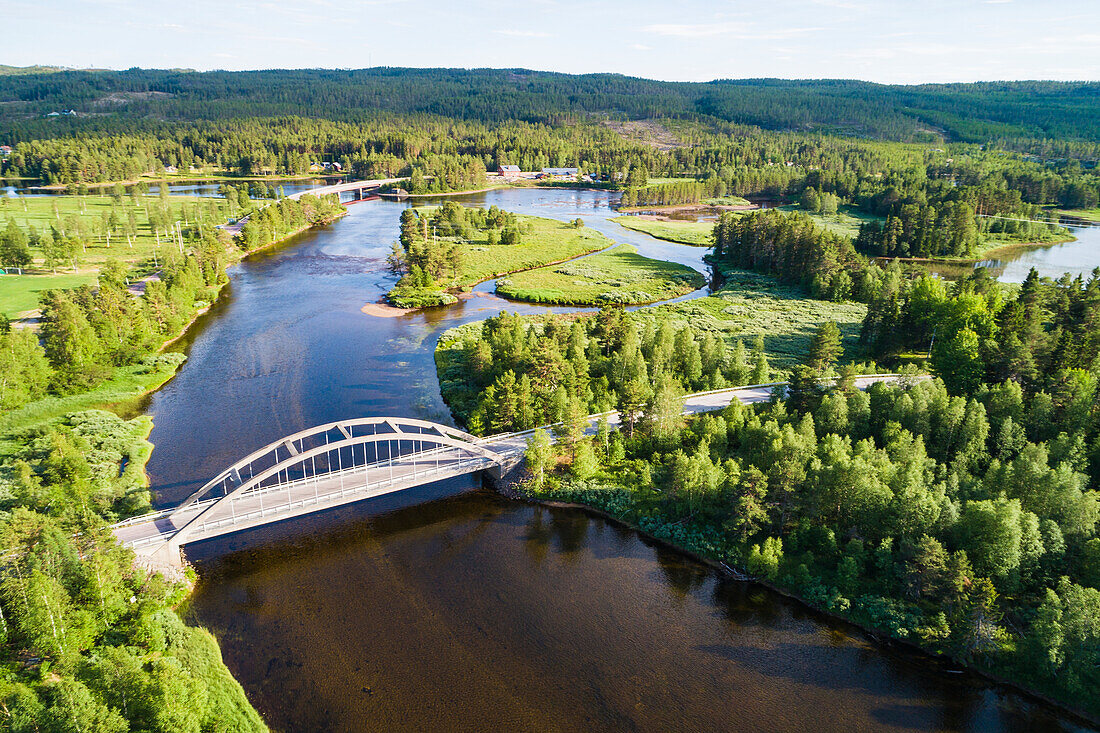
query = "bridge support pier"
(132, 541, 188, 581)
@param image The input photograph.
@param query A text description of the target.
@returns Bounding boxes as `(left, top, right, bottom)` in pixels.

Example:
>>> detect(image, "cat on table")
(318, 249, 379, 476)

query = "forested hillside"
(3, 68, 1100, 144)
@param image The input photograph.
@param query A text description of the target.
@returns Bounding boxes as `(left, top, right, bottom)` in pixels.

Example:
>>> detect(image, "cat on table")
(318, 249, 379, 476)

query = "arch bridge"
(114, 375, 912, 574)
(115, 416, 527, 572)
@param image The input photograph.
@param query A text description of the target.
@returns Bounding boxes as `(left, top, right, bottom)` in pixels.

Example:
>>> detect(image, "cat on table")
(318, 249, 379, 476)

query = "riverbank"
(500, 481, 1100, 732)
(26, 172, 338, 191)
(611, 215, 715, 246)
(401, 184, 508, 198)
(616, 201, 758, 216)
(873, 232, 1081, 270)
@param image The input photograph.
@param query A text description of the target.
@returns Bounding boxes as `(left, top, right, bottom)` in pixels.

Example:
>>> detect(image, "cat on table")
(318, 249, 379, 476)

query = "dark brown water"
(187, 487, 1085, 733)
(143, 189, 1094, 731)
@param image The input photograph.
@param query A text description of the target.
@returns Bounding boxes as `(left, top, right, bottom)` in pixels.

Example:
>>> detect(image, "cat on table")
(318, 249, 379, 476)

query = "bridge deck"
(287, 177, 406, 201)
(115, 376, 910, 563)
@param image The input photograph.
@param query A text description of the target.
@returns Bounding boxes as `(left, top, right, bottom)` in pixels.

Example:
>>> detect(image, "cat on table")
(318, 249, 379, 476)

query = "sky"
(5, 0, 1099, 84)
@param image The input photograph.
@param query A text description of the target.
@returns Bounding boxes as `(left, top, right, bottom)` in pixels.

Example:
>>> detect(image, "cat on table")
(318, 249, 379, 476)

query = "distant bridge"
(115, 375, 912, 574)
(287, 177, 408, 203)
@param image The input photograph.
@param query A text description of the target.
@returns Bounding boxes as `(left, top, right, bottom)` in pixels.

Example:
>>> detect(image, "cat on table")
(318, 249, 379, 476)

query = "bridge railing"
(124, 453, 497, 548)
(118, 439, 500, 533)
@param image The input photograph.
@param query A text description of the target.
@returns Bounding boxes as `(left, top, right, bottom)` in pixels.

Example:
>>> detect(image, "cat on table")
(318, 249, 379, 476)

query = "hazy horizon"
(6, 64, 1099, 87)
(5, 0, 1098, 85)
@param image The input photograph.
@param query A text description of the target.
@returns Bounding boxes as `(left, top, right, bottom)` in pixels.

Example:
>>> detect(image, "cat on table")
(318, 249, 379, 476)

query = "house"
(541, 167, 578, 177)
(0, 146, 12, 156)
(499, 164, 522, 180)
(164, 165, 178, 174)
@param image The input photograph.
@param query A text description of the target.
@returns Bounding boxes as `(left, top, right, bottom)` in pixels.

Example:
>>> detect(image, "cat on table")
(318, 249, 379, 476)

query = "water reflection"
(928, 225, 1100, 283)
(190, 493, 1090, 732)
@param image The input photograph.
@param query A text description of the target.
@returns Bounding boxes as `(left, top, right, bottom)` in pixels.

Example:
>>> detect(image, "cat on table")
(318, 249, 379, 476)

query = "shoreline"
(875, 233, 1081, 268)
(610, 215, 715, 247)
(616, 202, 758, 215)
(398, 184, 509, 198)
(26, 173, 340, 192)
(498, 484, 1100, 731)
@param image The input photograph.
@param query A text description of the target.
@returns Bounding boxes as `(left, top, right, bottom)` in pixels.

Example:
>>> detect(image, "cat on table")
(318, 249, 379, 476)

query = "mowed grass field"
(452, 215, 614, 287)
(633, 269, 868, 368)
(1054, 207, 1100, 223)
(611, 216, 716, 246)
(0, 271, 92, 317)
(0, 193, 229, 315)
(495, 244, 705, 306)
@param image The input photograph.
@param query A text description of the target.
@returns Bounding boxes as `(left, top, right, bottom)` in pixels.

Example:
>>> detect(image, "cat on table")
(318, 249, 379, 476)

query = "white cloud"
(630, 43, 652, 51)
(642, 22, 823, 40)
(493, 29, 552, 38)
(642, 22, 739, 38)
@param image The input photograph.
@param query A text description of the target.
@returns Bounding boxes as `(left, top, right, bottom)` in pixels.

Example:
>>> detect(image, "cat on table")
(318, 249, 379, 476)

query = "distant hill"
(1, 67, 1098, 143)
(0, 64, 73, 76)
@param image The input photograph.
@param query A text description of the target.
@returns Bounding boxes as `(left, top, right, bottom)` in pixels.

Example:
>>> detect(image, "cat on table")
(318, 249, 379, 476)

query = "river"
(137, 189, 1094, 731)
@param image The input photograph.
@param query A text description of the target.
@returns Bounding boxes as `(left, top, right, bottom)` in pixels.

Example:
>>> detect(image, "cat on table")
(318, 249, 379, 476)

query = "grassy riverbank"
(1054, 207, 1100, 223)
(495, 244, 705, 305)
(0, 193, 227, 315)
(611, 216, 715, 246)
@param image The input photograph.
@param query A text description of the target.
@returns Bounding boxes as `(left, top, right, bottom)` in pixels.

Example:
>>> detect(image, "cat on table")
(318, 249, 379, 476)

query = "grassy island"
(611, 216, 716, 246)
(385, 202, 613, 308)
(495, 244, 705, 305)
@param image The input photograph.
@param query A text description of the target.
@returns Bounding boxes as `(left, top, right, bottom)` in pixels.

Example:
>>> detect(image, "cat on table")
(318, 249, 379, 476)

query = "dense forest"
(3, 68, 1100, 144)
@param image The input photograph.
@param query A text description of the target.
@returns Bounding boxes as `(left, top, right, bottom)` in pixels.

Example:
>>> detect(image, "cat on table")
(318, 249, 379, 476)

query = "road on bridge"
(115, 375, 913, 557)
